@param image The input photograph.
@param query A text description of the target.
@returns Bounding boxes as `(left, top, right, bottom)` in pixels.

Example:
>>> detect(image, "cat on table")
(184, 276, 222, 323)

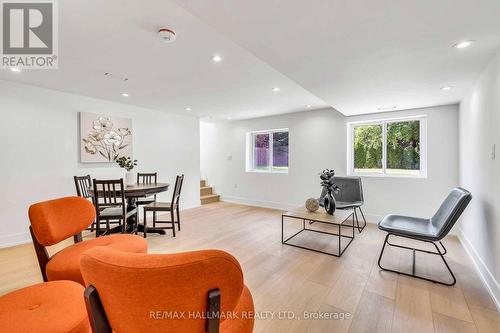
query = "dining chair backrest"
(92, 179, 126, 214)
(431, 187, 472, 240)
(137, 172, 157, 184)
(171, 174, 184, 208)
(74, 175, 92, 199)
(332, 176, 364, 203)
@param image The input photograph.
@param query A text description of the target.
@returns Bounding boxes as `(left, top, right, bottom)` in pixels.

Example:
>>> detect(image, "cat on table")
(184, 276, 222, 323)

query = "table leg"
(132, 197, 166, 235)
(281, 215, 284, 244)
(338, 224, 341, 256)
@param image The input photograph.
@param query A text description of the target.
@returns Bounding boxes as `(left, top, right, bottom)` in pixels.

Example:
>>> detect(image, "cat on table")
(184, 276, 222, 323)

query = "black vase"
(323, 192, 336, 215)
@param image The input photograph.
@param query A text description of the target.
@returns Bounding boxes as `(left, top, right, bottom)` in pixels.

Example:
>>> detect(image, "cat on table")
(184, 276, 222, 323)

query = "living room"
(0, 1, 499, 332)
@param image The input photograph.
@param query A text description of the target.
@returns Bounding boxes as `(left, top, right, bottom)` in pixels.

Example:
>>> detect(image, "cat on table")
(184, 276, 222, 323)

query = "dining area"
(73, 172, 184, 238)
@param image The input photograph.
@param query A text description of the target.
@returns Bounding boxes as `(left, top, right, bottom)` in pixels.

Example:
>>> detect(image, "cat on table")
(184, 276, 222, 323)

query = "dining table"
(89, 182, 170, 235)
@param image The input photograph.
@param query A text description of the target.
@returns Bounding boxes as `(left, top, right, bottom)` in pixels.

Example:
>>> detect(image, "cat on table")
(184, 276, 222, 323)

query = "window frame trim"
(346, 115, 427, 178)
(246, 128, 289, 174)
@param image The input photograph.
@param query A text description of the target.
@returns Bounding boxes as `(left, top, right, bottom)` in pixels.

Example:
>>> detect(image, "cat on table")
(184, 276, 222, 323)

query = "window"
(347, 116, 427, 177)
(246, 129, 289, 173)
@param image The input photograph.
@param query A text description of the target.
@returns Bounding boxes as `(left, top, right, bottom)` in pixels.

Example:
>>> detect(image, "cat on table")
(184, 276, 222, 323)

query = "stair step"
(200, 180, 206, 187)
(201, 194, 220, 205)
(200, 186, 213, 196)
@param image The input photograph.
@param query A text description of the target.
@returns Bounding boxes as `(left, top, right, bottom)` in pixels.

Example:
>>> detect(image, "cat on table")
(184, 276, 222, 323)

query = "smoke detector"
(158, 28, 176, 43)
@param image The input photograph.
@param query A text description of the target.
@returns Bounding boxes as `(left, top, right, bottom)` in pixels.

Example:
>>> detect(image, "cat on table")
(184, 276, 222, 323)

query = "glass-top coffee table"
(281, 207, 355, 257)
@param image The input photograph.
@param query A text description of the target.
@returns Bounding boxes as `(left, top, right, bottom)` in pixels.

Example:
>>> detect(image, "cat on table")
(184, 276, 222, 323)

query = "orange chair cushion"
(47, 234, 147, 285)
(221, 285, 255, 333)
(80, 248, 249, 333)
(0, 280, 90, 333)
(29, 196, 96, 246)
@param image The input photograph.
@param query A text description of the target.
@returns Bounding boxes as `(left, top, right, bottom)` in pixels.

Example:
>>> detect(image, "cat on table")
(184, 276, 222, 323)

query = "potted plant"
(116, 156, 138, 186)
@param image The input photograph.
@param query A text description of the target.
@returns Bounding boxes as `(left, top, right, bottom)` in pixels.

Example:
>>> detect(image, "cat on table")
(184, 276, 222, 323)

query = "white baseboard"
(221, 195, 380, 224)
(181, 200, 201, 210)
(221, 195, 298, 211)
(457, 227, 500, 311)
(0, 201, 201, 249)
(0, 231, 31, 249)
(363, 213, 383, 224)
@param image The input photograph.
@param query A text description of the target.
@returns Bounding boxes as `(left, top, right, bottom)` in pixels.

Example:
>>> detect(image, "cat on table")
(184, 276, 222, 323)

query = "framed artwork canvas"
(80, 112, 133, 163)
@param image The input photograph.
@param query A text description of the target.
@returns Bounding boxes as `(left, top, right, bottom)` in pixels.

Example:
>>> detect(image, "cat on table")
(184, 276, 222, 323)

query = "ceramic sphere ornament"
(305, 198, 320, 212)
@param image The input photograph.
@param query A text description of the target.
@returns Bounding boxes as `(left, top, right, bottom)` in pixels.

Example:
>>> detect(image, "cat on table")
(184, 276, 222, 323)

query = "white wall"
(201, 109, 346, 210)
(458, 50, 500, 307)
(0, 80, 200, 248)
(200, 104, 459, 221)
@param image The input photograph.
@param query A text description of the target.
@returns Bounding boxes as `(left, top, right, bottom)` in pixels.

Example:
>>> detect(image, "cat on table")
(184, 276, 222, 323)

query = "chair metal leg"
(353, 209, 361, 233)
(378, 233, 456, 286)
(143, 210, 147, 238)
(153, 211, 156, 228)
(437, 241, 447, 255)
(358, 207, 367, 230)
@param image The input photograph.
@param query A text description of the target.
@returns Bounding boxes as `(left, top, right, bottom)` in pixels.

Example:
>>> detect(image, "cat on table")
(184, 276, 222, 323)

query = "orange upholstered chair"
(80, 248, 254, 333)
(0, 280, 91, 332)
(28, 196, 148, 285)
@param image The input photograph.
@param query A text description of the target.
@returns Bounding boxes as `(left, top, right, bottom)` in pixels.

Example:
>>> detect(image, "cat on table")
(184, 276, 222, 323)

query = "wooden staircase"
(200, 180, 220, 205)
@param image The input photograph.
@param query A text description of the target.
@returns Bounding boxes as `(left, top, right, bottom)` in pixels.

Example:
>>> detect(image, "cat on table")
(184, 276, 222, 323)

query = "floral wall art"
(80, 112, 133, 163)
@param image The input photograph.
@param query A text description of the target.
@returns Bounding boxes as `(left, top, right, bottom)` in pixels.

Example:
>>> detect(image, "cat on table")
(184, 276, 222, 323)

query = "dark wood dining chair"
(136, 172, 158, 226)
(74, 175, 92, 199)
(74, 175, 97, 232)
(92, 179, 138, 236)
(143, 174, 184, 238)
(136, 173, 158, 204)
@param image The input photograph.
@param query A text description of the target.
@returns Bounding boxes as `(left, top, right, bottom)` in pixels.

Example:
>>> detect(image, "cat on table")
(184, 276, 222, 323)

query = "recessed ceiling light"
(441, 86, 453, 91)
(9, 68, 21, 72)
(306, 104, 312, 108)
(377, 106, 397, 111)
(211, 55, 222, 63)
(453, 40, 475, 49)
(272, 87, 280, 92)
(120, 92, 129, 97)
(185, 107, 191, 111)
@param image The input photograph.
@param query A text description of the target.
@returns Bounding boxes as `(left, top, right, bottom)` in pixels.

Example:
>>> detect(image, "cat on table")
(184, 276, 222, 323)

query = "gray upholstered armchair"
(319, 176, 367, 232)
(377, 187, 472, 286)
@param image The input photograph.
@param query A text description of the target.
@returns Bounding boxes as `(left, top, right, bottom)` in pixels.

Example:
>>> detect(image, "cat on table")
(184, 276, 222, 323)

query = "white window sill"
(347, 172, 427, 179)
(246, 169, 289, 174)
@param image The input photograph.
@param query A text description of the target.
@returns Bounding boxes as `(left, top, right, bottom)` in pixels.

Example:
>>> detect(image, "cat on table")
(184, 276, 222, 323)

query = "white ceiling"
(1, 0, 500, 118)
(0, 0, 328, 120)
(176, 0, 500, 116)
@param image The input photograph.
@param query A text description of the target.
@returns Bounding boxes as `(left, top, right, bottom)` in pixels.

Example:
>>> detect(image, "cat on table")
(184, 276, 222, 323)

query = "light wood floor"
(1, 202, 500, 332)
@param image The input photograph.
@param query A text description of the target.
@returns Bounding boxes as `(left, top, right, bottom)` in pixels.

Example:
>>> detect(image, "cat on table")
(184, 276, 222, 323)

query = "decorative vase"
(323, 192, 336, 215)
(125, 171, 136, 186)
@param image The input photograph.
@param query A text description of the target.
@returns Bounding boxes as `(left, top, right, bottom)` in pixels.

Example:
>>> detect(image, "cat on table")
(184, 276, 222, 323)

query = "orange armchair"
(0, 281, 91, 333)
(80, 248, 254, 333)
(28, 196, 148, 285)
